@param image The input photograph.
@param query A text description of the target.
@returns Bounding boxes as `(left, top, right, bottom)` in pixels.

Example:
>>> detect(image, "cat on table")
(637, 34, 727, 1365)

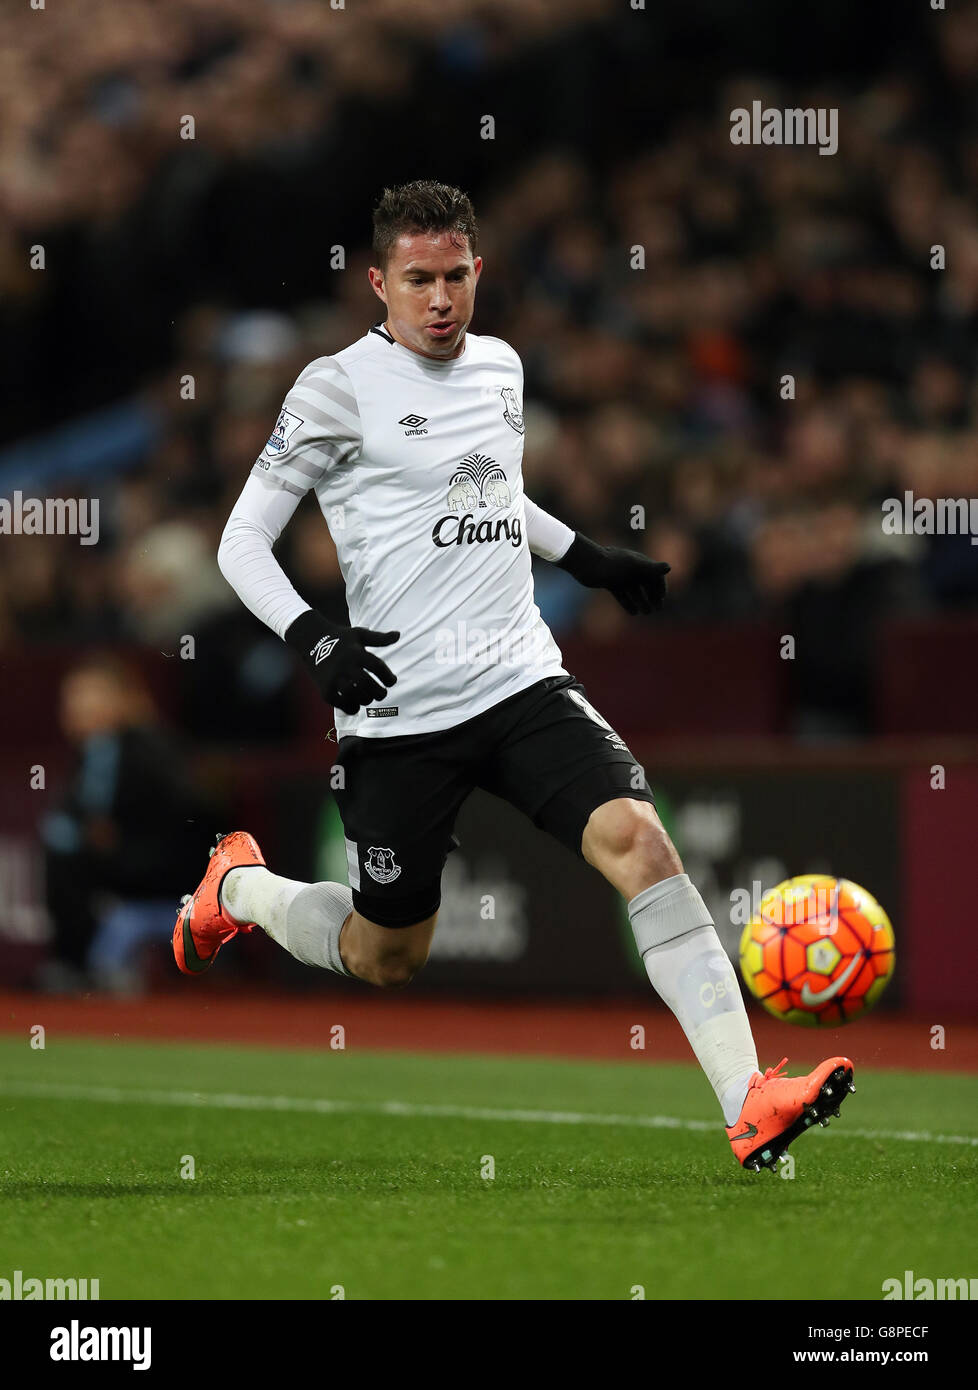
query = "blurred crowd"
(1, 0, 978, 738)
(0, 0, 604, 238)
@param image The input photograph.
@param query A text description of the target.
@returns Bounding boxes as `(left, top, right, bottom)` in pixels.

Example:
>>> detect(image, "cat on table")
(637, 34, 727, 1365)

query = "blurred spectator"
(779, 504, 921, 738)
(37, 655, 211, 992)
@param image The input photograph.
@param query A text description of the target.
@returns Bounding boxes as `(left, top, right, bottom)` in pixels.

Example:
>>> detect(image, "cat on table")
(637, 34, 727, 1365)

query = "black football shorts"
(332, 674, 655, 929)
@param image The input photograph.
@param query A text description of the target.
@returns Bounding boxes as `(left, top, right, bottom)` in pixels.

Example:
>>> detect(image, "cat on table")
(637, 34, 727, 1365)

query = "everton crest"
(364, 847, 401, 884)
(500, 386, 524, 435)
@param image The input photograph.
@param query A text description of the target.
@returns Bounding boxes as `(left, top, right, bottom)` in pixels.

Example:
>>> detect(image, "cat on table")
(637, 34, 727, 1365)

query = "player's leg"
(220, 860, 437, 986)
(482, 675, 857, 1168)
(483, 678, 760, 1123)
(338, 908, 437, 988)
(581, 796, 855, 1170)
(579, 795, 682, 899)
(319, 724, 470, 985)
(175, 832, 441, 987)
(580, 795, 759, 1126)
(176, 728, 470, 986)
(482, 678, 759, 1125)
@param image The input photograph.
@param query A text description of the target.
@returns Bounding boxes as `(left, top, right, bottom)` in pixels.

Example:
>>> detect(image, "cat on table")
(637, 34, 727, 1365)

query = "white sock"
(629, 873, 758, 1126)
(221, 867, 354, 977)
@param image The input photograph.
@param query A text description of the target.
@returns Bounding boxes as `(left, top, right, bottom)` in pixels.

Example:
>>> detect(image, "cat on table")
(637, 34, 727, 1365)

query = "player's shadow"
(223, 1153, 462, 1192)
(0, 1179, 187, 1198)
(0, 1157, 422, 1199)
(1, 1158, 758, 1199)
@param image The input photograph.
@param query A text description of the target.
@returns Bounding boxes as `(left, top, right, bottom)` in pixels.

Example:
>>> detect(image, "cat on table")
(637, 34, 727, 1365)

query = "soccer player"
(175, 181, 854, 1171)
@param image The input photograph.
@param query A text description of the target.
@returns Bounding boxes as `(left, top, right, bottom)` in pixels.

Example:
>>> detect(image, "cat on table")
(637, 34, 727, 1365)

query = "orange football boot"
(726, 1055, 855, 1171)
(173, 831, 266, 976)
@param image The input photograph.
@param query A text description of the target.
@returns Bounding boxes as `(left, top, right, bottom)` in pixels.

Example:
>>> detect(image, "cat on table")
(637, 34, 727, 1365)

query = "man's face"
(368, 230, 482, 360)
(60, 671, 125, 742)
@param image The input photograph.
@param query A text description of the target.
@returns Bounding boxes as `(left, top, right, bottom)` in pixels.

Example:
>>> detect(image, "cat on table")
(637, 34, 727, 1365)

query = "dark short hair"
(372, 180, 478, 269)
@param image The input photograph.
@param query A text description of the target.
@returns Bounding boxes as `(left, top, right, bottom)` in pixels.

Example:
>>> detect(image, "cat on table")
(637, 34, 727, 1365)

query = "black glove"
(556, 533, 670, 614)
(284, 609, 399, 715)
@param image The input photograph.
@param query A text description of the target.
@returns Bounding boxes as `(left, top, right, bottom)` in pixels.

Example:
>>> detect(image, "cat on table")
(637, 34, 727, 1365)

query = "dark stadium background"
(1, 0, 976, 1025)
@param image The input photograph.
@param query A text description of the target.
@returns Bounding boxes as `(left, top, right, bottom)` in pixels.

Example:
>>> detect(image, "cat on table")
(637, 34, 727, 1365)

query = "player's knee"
(649, 827, 682, 879)
(633, 818, 683, 883)
(343, 904, 437, 988)
(588, 799, 682, 881)
(367, 948, 428, 990)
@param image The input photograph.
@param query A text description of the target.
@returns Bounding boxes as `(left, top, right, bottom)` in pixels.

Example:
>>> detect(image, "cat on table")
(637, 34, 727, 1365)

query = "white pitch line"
(1, 1079, 977, 1149)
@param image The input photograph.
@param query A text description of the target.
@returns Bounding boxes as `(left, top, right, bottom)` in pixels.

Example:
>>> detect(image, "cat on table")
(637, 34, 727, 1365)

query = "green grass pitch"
(1, 1035, 976, 1300)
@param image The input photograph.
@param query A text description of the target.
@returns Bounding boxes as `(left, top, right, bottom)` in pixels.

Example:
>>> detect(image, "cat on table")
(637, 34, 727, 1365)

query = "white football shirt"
(234, 325, 570, 738)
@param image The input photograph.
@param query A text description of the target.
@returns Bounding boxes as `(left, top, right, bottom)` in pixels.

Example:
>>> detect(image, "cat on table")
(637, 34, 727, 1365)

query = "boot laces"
(761, 1056, 790, 1083)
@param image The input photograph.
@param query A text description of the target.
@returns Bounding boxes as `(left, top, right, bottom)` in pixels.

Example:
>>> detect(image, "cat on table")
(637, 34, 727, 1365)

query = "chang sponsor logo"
(432, 513, 522, 548)
(432, 453, 520, 547)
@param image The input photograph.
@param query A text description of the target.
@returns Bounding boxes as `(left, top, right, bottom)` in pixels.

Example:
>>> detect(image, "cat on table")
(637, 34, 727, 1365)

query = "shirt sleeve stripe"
(291, 386, 361, 438)
(301, 375, 359, 419)
(250, 465, 307, 496)
(295, 359, 359, 412)
(280, 442, 345, 481)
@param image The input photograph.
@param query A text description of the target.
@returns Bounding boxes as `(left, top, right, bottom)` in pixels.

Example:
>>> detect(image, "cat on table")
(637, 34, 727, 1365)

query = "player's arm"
(523, 495, 670, 615)
(523, 496, 575, 562)
(217, 480, 398, 716)
(217, 359, 398, 716)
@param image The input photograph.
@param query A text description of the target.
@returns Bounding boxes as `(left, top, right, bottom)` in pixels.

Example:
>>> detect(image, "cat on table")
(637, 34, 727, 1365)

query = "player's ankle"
(219, 865, 265, 925)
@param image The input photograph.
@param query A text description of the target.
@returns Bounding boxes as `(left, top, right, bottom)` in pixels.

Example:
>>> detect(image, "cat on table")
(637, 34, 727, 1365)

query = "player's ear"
(368, 266, 387, 305)
(473, 256, 483, 283)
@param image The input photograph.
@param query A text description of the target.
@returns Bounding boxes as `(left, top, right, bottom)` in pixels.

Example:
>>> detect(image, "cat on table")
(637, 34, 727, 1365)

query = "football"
(739, 874, 896, 1027)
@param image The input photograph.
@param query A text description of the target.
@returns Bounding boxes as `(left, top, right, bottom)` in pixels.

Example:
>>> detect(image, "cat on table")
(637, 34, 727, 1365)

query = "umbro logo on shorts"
(399, 413, 428, 435)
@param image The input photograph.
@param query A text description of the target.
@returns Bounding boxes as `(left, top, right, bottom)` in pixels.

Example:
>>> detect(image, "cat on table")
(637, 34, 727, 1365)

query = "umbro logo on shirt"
(398, 413, 428, 436)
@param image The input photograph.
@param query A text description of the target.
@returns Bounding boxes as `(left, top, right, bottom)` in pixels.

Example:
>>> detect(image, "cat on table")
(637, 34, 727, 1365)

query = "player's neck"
(383, 320, 467, 362)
